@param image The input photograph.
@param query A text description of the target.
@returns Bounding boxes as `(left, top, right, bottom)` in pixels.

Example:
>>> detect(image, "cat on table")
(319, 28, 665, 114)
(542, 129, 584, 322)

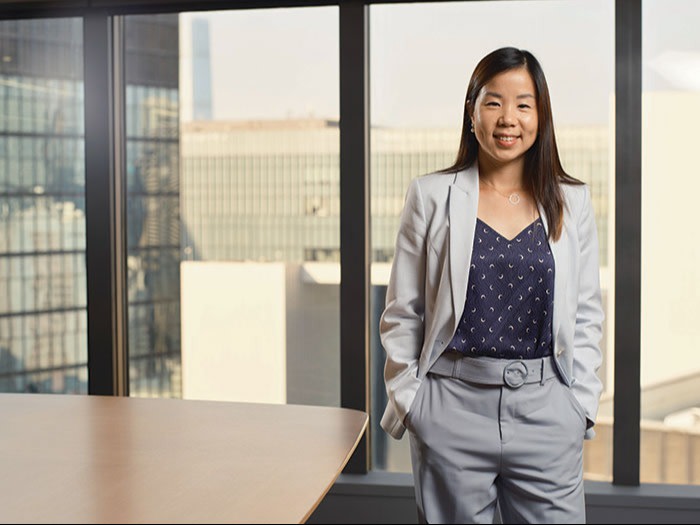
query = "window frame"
(0, 0, 643, 485)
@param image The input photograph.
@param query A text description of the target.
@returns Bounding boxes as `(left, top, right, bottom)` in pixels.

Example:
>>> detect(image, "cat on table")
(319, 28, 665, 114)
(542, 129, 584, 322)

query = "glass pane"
(370, 0, 614, 475)
(642, 0, 700, 485)
(123, 15, 181, 397)
(125, 8, 340, 406)
(0, 19, 86, 393)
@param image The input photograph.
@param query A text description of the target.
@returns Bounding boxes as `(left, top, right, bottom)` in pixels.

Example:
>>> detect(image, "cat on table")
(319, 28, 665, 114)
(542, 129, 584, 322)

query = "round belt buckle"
(503, 361, 528, 388)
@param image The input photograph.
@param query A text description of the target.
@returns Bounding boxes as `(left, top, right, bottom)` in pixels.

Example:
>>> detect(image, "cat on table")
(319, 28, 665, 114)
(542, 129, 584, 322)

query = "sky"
(182, 0, 700, 128)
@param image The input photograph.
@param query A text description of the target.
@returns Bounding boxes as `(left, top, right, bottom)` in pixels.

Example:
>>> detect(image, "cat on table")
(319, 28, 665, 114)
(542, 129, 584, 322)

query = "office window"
(641, 0, 700, 485)
(369, 0, 614, 475)
(0, 18, 86, 394)
(124, 8, 341, 406)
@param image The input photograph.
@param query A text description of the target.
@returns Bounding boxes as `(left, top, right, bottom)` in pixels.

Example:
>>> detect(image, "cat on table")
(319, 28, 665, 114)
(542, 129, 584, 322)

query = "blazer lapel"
(537, 200, 567, 347)
(448, 165, 479, 335)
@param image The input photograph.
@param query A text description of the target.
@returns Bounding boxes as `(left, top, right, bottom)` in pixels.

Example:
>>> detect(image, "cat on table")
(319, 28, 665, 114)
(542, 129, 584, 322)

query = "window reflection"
(0, 18, 86, 394)
(124, 15, 181, 397)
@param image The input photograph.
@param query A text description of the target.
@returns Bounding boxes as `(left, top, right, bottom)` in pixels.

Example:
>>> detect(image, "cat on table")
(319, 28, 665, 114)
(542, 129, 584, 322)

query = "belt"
(429, 350, 558, 388)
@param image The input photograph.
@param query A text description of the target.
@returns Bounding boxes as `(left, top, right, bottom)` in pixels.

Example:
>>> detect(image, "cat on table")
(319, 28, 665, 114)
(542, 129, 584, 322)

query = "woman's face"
(469, 67, 539, 170)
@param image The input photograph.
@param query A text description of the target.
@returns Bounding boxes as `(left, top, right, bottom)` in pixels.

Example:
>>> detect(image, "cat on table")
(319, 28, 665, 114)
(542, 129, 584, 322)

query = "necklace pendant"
(508, 193, 521, 205)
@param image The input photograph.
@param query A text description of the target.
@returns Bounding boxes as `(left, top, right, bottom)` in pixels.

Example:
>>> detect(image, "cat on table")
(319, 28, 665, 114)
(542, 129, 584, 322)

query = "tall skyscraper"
(179, 15, 213, 122)
(192, 18, 212, 121)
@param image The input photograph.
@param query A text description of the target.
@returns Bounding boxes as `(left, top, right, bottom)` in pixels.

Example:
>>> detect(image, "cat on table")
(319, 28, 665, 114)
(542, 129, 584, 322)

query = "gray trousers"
(405, 352, 587, 524)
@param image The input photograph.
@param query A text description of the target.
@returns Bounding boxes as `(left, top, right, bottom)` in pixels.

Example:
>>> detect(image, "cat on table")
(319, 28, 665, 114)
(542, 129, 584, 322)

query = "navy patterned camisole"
(445, 216, 555, 359)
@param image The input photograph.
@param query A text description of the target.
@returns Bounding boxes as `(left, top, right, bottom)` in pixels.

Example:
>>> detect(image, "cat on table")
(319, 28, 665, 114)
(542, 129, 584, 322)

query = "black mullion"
(339, 0, 370, 474)
(613, 0, 642, 486)
(84, 14, 128, 396)
(84, 13, 114, 395)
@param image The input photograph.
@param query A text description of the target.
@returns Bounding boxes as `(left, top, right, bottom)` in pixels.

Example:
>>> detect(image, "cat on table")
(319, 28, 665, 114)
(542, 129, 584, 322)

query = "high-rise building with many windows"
(181, 118, 609, 266)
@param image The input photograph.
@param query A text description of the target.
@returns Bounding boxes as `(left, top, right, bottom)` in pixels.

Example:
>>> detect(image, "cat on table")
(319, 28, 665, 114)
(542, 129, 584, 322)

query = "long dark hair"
(437, 47, 583, 242)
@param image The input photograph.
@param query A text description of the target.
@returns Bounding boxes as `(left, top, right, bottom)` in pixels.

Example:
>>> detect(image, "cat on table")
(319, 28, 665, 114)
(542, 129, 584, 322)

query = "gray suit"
(379, 164, 604, 523)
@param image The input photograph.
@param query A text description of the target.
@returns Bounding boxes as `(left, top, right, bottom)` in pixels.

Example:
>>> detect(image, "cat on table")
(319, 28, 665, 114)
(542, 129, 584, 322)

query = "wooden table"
(0, 393, 368, 524)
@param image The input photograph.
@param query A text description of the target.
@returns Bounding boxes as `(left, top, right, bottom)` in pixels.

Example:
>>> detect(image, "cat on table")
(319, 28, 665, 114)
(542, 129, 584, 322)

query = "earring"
(470, 122, 474, 133)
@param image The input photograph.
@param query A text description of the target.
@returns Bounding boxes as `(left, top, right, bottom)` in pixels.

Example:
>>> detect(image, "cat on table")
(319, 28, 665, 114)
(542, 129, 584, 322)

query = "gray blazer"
(380, 164, 604, 441)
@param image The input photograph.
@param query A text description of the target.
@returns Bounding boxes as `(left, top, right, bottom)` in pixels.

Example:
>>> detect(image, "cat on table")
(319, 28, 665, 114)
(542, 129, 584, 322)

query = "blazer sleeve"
(571, 184, 605, 434)
(379, 178, 427, 425)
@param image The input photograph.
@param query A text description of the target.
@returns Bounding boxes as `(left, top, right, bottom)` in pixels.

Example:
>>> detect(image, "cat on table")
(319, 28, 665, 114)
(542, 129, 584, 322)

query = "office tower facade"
(181, 119, 609, 266)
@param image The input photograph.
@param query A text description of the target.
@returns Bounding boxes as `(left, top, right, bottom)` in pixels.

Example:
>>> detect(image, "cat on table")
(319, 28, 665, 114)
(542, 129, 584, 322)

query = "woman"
(379, 47, 604, 524)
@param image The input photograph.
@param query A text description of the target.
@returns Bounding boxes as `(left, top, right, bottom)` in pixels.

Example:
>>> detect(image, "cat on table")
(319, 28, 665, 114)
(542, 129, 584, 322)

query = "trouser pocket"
(404, 374, 430, 433)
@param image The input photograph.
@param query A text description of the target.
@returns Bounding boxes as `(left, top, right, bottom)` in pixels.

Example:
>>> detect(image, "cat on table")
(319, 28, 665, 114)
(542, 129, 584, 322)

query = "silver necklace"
(480, 179, 523, 205)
